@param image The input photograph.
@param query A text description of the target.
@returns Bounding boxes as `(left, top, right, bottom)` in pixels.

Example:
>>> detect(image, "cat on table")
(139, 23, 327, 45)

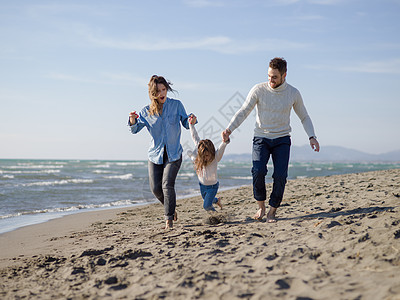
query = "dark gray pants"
(148, 154, 182, 220)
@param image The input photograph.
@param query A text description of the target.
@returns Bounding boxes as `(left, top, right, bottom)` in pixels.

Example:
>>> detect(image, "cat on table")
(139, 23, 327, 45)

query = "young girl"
(187, 117, 229, 211)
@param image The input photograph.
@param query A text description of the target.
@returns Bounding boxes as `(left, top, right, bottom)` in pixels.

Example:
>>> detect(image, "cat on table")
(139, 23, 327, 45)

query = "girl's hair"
(148, 75, 175, 116)
(194, 139, 216, 174)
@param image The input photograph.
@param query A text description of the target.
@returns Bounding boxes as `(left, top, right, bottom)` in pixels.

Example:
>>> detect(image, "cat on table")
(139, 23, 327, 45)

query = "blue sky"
(1, 0, 399, 160)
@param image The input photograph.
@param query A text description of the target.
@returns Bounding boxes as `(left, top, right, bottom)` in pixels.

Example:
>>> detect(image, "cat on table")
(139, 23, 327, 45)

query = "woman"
(129, 75, 194, 230)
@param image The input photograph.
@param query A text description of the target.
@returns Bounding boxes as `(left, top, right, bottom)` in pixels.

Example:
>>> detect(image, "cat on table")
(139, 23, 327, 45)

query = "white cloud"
(46, 73, 100, 84)
(45, 72, 148, 86)
(217, 38, 310, 54)
(294, 14, 325, 20)
(44, 72, 218, 91)
(182, 0, 225, 7)
(100, 72, 149, 86)
(309, 59, 400, 74)
(273, 0, 347, 5)
(23, 3, 112, 18)
(86, 33, 232, 52)
(308, 0, 346, 4)
(81, 29, 310, 54)
(273, 0, 300, 4)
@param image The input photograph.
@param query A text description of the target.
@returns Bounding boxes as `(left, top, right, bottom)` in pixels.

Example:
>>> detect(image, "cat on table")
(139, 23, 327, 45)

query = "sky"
(1, 0, 400, 160)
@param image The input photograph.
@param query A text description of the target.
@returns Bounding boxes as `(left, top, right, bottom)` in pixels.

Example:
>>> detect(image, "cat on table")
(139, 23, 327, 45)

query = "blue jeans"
(148, 152, 182, 220)
(252, 136, 291, 208)
(199, 182, 219, 211)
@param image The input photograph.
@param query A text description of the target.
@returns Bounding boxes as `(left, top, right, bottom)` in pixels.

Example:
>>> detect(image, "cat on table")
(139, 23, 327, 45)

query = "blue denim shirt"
(130, 98, 191, 164)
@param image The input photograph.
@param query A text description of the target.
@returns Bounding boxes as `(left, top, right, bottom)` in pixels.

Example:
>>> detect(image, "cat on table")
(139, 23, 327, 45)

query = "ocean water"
(1, 159, 399, 234)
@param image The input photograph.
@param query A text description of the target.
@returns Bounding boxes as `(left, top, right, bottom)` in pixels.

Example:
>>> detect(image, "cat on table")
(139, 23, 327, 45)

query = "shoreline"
(0, 202, 156, 236)
(0, 184, 247, 236)
(1, 169, 399, 299)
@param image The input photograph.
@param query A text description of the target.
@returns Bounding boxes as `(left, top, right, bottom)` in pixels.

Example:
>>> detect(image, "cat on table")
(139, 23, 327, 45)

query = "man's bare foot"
(266, 207, 277, 223)
(165, 220, 173, 230)
(253, 208, 266, 221)
(216, 198, 223, 210)
(174, 211, 178, 221)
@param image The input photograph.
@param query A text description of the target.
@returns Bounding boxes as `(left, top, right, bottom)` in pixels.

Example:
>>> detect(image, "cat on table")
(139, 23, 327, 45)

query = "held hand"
(129, 111, 138, 125)
(221, 129, 231, 143)
(188, 114, 197, 125)
(310, 137, 320, 152)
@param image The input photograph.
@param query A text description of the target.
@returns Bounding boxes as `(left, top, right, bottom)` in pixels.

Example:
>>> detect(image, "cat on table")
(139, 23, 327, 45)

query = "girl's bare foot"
(266, 207, 277, 223)
(165, 220, 173, 230)
(216, 198, 223, 210)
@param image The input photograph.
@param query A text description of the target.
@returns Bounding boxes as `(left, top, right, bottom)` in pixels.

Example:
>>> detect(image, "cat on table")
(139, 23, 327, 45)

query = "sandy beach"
(1, 168, 399, 299)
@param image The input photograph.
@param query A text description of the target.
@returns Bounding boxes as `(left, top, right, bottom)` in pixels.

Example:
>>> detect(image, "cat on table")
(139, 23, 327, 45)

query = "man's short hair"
(269, 57, 287, 75)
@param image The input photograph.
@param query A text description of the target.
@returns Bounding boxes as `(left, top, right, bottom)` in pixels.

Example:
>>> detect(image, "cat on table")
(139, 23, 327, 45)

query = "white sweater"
(187, 124, 228, 186)
(227, 81, 316, 139)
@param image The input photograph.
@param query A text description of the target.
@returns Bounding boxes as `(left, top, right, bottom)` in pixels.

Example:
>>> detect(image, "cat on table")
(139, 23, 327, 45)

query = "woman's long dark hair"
(148, 75, 176, 116)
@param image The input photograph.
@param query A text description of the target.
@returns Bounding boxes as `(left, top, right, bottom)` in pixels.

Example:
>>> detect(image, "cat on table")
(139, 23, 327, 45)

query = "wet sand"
(1, 169, 400, 299)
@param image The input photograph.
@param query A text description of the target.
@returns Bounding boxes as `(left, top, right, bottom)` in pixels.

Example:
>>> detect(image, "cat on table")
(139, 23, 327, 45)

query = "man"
(222, 57, 320, 223)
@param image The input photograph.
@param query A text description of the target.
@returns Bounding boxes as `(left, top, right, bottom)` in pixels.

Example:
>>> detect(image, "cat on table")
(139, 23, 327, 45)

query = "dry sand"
(1, 169, 400, 300)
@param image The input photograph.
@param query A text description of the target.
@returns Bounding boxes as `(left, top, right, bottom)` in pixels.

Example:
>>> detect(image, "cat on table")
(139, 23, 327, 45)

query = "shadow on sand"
(280, 206, 396, 221)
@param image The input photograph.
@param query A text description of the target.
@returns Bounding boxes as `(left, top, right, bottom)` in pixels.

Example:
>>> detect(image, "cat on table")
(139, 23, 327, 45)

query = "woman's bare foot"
(266, 207, 277, 223)
(253, 200, 266, 221)
(216, 198, 223, 210)
(165, 220, 173, 230)
(253, 208, 266, 220)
